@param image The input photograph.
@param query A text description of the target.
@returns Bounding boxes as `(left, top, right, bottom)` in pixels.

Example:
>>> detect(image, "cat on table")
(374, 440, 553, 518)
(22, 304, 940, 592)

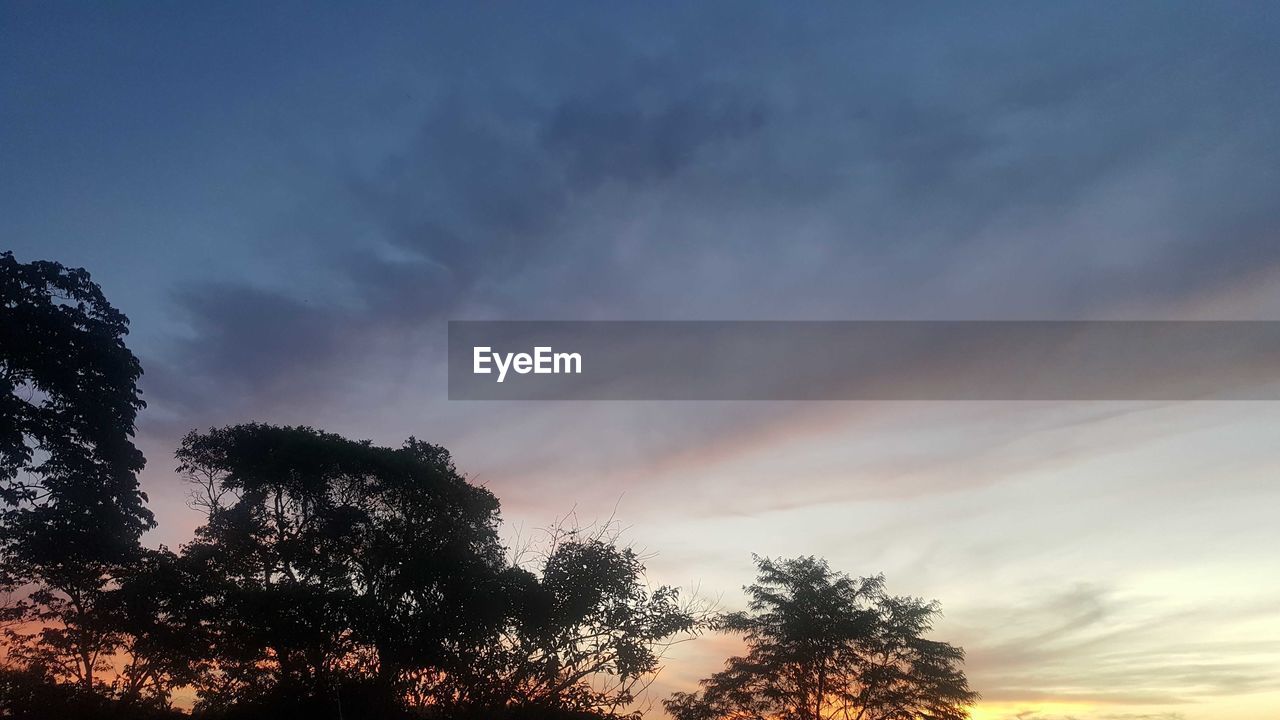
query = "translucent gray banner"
(447, 321, 1280, 400)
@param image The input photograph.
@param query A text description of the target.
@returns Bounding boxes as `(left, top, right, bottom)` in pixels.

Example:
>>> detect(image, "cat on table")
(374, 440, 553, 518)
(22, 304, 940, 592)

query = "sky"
(4, 2, 1280, 718)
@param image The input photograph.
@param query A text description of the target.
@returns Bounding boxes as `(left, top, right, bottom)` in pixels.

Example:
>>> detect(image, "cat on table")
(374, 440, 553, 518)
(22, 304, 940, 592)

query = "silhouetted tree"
(665, 556, 977, 720)
(0, 664, 185, 720)
(107, 547, 213, 707)
(0, 252, 154, 693)
(174, 424, 515, 716)
(174, 425, 702, 719)
(436, 523, 705, 718)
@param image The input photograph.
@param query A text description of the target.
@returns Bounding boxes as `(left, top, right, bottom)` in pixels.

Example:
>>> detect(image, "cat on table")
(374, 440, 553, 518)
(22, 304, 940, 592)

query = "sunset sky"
(5, 3, 1280, 718)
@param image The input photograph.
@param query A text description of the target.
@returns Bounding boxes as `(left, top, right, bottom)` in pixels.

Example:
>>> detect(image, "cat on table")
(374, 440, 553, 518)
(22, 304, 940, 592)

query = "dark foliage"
(438, 526, 702, 718)
(665, 556, 977, 720)
(168, 424, 698, 718)
(0, 666, 185, 720)
(0, 251, 153, 692)
(172, 424, 513, 713)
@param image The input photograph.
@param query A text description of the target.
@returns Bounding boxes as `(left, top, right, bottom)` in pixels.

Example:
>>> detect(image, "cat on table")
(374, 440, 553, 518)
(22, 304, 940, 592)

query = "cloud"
(954, 583, 1280, 707)
(131, 13, 1280, 589)
(147, 5, 1280, 418)
(540, 81, 767, 188)
(146, 63, 777, 418)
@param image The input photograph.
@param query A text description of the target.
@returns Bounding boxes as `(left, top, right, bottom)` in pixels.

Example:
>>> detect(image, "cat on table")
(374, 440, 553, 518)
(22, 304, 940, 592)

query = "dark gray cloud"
(151, 63, 778, 413)
(153, 2, 1280, 417)
(352, 74, 769, 285)
(541, 83, 767, 188)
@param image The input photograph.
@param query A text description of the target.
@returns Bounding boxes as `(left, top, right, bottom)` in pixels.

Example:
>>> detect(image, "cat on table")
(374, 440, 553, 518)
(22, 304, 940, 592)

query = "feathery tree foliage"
(665, 556, 976, 720)
(441, 523, 704, 718)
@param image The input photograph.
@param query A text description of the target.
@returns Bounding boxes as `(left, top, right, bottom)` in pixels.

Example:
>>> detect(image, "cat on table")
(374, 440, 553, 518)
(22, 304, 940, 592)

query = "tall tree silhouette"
(0, 251, 154, 691)
(173, 424, 515, 716)
(174, 425, 702, 719)
(665, 556, 977, 720)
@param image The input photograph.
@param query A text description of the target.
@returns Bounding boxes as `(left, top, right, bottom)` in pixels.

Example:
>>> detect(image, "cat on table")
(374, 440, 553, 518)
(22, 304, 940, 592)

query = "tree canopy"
(169, 424, 513, 715)
(446, 524, 702, 718)
(665, 556, 977, 720)
(167, 423, 700, 719)
(0, 250, 153, 693)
